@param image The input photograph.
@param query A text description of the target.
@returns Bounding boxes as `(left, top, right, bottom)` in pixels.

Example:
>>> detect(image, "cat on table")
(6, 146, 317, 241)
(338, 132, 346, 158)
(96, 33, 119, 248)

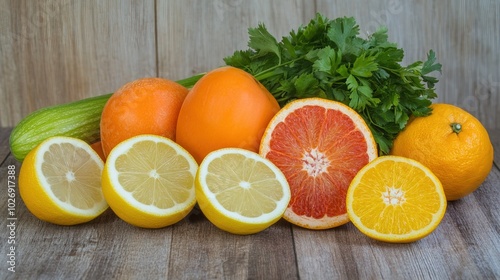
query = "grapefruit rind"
(259, 97, 378, 230)
(283, 209, 349, 229)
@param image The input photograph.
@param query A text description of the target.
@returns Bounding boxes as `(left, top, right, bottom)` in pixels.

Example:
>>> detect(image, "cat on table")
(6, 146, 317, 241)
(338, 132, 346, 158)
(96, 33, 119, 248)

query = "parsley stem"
(176, 73, 206, 88)
(253, 57, 304, 81)
(174, 57, 304, 90)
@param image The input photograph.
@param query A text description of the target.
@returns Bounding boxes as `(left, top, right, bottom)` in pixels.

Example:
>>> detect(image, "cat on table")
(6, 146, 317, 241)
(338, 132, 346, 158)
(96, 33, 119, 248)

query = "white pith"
(382, 186, 406, 206)
(302, 147, 330, 177)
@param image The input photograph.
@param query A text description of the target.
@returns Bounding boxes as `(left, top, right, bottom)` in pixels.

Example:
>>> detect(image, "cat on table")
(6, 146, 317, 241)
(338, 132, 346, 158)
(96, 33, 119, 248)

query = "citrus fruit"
(100, 77, 188, 157)
(195, 148, 291, 235)
(259, 97, 378, 229)
(90, 141, 106, 161)
(176, 66, 280, 164)
(101, 134, 198, 228)
(346, 155, 447, 243)
(391, 103, 494, 201)
(19, 136, 108, 225)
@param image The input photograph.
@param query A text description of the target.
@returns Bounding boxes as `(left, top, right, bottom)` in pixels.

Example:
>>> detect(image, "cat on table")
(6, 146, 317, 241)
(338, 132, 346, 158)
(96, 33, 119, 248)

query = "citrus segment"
(102, 134, 197, 228)
(19, 136, 108, 225)
(195, 148, 291, 235)
(260, 98, 377, 229)
(346, 156, 447, 243)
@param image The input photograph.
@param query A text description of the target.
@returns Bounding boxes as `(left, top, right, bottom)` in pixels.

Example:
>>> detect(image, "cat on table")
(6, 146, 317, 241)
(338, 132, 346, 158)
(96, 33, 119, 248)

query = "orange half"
(346, 156, 447, 243)
(259, 98, 377, 229)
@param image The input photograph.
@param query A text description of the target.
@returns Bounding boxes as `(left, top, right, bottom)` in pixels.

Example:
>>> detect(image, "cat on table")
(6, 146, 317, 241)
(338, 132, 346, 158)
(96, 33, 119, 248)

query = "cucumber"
(9, 93, 112, 162)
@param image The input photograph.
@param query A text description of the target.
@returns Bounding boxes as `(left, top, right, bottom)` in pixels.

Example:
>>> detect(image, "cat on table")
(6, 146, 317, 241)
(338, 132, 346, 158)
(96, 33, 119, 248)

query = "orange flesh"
(265, 105, 370, 218)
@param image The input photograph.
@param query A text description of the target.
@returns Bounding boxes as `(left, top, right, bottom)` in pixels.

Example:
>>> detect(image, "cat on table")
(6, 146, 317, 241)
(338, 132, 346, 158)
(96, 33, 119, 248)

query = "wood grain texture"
(0, 0, 157, 127)
(0, 127, 499, 279)
(156, 0, 316, 80)
(492, 128, 500, 166)
(1, 0, 500, 278)
(1, 0, 498, 131)
(167, 213, 297, 279)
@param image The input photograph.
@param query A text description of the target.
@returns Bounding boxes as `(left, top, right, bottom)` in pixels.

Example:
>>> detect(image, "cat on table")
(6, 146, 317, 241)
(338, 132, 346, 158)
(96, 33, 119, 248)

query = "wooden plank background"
(1, 0, 499, 135)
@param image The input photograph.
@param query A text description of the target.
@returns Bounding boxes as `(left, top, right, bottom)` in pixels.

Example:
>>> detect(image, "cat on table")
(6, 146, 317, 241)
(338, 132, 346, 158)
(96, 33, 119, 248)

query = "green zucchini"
(9, 93, 112, 162)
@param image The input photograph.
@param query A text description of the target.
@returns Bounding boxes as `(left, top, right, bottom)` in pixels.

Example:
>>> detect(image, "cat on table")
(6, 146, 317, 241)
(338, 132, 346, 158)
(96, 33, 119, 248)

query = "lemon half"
(102, 134, 198, 228)
(19, 136, 108, 225)
(196, 148, 291, 235)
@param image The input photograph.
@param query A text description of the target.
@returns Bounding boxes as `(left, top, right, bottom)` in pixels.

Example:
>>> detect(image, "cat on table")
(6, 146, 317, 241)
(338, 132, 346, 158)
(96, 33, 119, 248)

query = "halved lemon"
(101, 134, 197, 228)
(195, 148, 291, 235)
(19, 136, 108, 225)
(346, 156, 447, 243)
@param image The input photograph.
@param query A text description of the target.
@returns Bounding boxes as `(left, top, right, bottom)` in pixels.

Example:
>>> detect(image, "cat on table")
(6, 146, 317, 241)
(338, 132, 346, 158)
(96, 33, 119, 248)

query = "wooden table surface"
(1, 126, 499, 279)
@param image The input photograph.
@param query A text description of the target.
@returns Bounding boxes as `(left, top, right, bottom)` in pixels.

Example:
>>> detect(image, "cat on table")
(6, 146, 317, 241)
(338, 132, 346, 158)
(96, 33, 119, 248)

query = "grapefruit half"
(259, 98, 377, 229)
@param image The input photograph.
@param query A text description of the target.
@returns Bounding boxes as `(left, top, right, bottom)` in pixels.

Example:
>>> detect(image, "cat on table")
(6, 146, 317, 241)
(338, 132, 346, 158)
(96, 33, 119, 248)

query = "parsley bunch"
(223, 14, 442, 154)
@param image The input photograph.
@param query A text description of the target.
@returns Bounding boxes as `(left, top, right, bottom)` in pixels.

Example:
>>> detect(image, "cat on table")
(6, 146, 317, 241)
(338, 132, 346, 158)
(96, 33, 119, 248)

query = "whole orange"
(176, 66, 280, 164)
(100, 77, 188, 156)
(391, 103, 494, 201)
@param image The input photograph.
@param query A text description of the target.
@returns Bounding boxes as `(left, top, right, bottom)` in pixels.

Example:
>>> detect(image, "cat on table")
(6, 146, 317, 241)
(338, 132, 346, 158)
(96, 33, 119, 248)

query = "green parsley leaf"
(223, 13, 442, 155)
(247, 23, 281, 63)
(327, 17, 359, 53)
(352, 54, 378, 78)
